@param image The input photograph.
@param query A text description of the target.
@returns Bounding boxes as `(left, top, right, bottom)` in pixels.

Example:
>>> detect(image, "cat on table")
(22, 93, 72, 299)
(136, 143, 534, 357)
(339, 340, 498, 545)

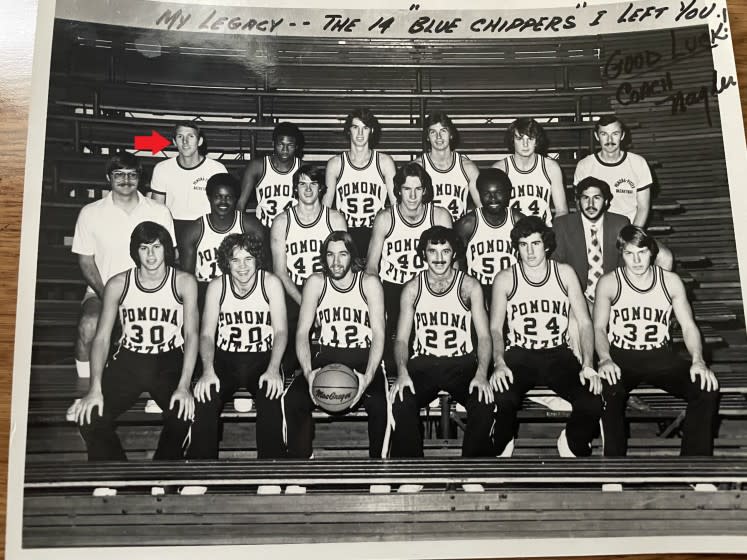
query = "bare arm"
(433, 206, 453, 229)
(462, 156, 482, 210)
(491, 158, 509, 172)
(176, 272, 199, 391)
(328, 209, 348, 231)
(365, 209, 391, 276)
(560, 264, 594, 368)
(546, 158, 568, 218)
(389, 279, 418, 401)
(296, 274, 324, 378)
(379, 153, 397, 207)
(592, 273, 621, 384)
(633, 187, 651, 227)
(489, 270, 511, 368)
(323, 155, 342, 208)
(238, 160, 263, 213)
(270, 213, 302, 304)
(466, 277, 491, 378)
(198, 278, 222, 375)
(453, 213, 477, 271)
(178, 219, 201, 275)
(362, 274, 386, 387)
(264, 273, 288, 375)
(78, 254, 105, 299)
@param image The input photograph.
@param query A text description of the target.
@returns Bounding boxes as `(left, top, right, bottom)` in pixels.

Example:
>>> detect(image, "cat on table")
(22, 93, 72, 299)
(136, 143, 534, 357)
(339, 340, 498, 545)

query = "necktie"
(586, 225, 603, 302)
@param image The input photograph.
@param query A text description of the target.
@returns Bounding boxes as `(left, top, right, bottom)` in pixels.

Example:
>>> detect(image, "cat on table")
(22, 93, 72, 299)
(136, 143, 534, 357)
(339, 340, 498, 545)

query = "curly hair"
(394, 162, 434, 204)
(574, 176, 613, 205)
(505, 117, 549, 156)
(343, 108, 382, 148)
(129, 221, 175, 267)
(320, 231, 364, 276)
(423, 111, 460, 151)
(205, 173, 240, 200)
(416, 226, 464, 264)
(217, 233, 267, 274)
(510, 216, 556, 257)
(476, 168, 512, 199)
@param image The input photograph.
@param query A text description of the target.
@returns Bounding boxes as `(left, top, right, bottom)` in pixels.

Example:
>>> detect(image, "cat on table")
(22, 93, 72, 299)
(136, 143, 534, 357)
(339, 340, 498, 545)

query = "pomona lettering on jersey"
(612, 306, 669, 325)
(511, 183, 550, 201)
(340, 181, 382, 200)
(469, 239, 512, 261)
(434, 183, 464, 199)
(288, 239, 322, 257)
(219, 310, 273, 326)
(415, 311, 468, 331)
(197, 247, 218, 267)
(319, 306, 371, 327)
(258, 183, 293, 199)
(508, 298, 569, 321)
(121, 306, 180, 326)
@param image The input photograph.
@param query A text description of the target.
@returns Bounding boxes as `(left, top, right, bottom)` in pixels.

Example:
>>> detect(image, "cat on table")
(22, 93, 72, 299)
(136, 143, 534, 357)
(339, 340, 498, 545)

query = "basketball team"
(66, 110, 721, 462)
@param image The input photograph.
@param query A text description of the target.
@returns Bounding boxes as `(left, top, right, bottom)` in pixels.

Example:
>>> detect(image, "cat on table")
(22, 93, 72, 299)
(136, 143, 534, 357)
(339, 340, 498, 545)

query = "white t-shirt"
(574, 152, 652, 223)
(72, 192, 176, 287)
(150, 156, 228, 221)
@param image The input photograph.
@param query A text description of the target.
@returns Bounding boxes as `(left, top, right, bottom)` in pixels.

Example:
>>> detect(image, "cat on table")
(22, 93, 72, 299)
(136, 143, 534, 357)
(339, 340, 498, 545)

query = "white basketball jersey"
(194, 212, 244, 283)
(316, 271, 372, 349)
(609, 265, 672, 350)
(422, 152, 469, 221)
(285, 206, 334, 286)
(119, 267, 184, 354)
(216, 271, 274, 353)
(379, 203, 434, 285)
(506, 260, 570, 350)
(505, 155, 554, 226)
(413, 271, 473, 357)
(466, 209, 517, 286)
(334, 151, 387, 229)
(255, 156, 300, 227)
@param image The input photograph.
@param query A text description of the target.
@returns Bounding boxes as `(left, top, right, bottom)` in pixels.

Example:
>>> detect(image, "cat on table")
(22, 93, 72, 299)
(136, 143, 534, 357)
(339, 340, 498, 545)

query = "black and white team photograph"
(6, 0, 747, 557)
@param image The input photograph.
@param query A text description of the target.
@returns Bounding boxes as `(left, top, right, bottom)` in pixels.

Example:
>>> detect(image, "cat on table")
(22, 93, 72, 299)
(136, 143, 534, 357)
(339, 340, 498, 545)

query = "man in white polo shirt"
(72, 152, 176, 379)
(150, 121, 227, 241)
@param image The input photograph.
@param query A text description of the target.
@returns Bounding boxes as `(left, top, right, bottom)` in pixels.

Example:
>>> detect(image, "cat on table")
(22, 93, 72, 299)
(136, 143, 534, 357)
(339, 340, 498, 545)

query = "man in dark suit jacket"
(553, 177, 628, 302)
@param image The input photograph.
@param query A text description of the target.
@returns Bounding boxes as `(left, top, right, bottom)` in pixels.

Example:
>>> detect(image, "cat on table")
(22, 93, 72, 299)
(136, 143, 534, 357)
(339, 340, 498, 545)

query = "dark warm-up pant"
(493, 346, 603, 457)
(603, 346, 720, 456)
(187, 349, 285, 459)
(283, 346, 388, 458)
(390, 353, 495, 458)
(382, 280, 406, 376)
(79, 347, 191, 461)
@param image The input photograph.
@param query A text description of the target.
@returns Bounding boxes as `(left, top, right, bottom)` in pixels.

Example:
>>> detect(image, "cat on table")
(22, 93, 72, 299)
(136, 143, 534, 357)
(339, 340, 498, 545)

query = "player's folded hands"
(170, 387, 195, 421)
(193, 371, 220, 403)
(597, 358, 621, 384)
(579, 366, 602, 395)
(70, 390, 104, 426)
(259, 369, 284, 399)
(690, 361, 719, 391)
(469, 375, 494, 404)
(389, 373, 415, 402)
(489, 364, 513, 393)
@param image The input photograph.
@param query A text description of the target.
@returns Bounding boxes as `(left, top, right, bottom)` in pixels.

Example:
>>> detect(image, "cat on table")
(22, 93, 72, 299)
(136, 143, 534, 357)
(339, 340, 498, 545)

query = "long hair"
(129, 221, 175, 267)
(510, 216, 556, 256)
(616, 225, 659, 260)
(343, 108, 382, 148)
(217, 233, 268, 274)
(393, 162, 434, 204)
(320, 230, 364, 276)
(416, 226, 464, 264)
(505, 117, 549, 156)
(422, 111, 460, 151)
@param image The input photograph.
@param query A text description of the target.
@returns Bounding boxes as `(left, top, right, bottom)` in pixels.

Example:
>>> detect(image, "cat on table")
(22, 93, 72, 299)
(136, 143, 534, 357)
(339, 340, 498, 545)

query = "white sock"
(75, 360, 90, 379)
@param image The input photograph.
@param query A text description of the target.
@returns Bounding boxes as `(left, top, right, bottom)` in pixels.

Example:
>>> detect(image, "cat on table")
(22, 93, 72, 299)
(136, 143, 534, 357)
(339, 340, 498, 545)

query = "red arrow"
(134, 130, 171, 155)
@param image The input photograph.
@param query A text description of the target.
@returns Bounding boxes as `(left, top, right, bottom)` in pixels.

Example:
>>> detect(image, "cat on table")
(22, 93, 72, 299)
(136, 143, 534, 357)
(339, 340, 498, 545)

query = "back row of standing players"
(68, 109, 719, 461)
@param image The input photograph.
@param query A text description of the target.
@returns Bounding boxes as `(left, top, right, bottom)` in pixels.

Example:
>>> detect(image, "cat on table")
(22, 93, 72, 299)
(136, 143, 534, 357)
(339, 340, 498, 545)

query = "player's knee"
(493, 392, 521, 413)
(602, 384, 626, 408)
(576, 394, 603, 418)
(77, 312, 99, 343)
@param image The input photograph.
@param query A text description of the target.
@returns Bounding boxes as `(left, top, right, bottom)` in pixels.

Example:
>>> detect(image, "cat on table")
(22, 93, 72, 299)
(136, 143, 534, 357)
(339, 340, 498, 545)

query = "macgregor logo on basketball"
(314, 389, 353, 402)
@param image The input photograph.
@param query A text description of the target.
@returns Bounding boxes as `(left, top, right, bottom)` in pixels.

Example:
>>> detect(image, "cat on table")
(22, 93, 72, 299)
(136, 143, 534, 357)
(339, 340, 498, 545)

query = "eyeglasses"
(111, 171, 140, 180)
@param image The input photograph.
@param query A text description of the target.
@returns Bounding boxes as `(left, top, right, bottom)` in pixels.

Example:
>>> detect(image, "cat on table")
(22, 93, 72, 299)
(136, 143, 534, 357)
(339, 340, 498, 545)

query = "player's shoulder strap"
(456, 151, 470, 183)
(412, 272, 425, 310)
(657, 265, 673, 304)
(456, 270, 470, 311)
(610, 267, 623, 306)
(317, 274, 329, 307)
(195, 215, 207, 246)
(118, 268, 133, 306)
(259, 269, 270, 304)
(219, 274, 228, 307)
(553, 260, 568, 296)
(539, 155, 552, 183)
(506, 264, 519, 301)
(256, 155, 269, 185)
(171, 267, 183, 304)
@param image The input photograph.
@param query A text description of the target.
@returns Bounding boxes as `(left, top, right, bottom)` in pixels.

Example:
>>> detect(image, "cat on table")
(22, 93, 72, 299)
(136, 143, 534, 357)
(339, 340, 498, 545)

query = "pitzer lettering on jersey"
(319, 306, 371, 327)
(121, 306, 180, 326)
(512, 183, 549, 201)
(219, 310, 273, 327)
(287, 239, 321, 256)
(468, 238, 512, 261)
(341, 181, 382, 200)
(258, 183, 293, 200)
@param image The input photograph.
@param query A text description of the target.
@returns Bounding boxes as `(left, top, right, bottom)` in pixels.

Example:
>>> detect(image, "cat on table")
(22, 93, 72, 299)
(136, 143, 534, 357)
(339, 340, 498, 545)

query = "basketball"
(312, 364, 359, 413)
